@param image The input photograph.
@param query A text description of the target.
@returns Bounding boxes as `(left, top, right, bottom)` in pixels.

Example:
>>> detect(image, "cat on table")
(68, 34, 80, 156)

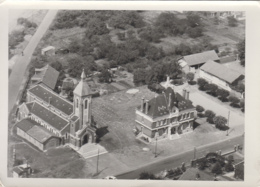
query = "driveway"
(189, 91, 244, 128)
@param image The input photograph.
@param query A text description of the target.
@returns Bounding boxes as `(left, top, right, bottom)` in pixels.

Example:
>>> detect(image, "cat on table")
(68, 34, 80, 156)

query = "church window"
(85, 100, 88, 109)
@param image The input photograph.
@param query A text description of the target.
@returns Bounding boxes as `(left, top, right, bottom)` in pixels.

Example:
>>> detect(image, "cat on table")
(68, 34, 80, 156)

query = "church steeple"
(73, 69, 93, 129)
(73, 70, 92, 97)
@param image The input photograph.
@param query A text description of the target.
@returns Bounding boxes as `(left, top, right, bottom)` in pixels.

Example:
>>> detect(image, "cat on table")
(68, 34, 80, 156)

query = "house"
(16, 70, 97, 151)
(178, 50, 219, 71)
(135, 87, 196, 142)
(199, 60, 244, 91)
(13, 164, 32, 178)
(30, 65, 60, 90)
(41, 46, 55, 56)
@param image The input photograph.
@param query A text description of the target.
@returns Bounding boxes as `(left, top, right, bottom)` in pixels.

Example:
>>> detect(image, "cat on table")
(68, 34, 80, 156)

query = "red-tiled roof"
(183, 50, 219, 66)
(28, 84, 73, 116)
(16, 118, 37, 132)
(200, 60, 244, 84)
(30, 102, 69, 131)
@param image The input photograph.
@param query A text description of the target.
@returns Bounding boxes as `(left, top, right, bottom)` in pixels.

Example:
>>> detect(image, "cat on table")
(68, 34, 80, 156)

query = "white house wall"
(199, 70, 231, 91)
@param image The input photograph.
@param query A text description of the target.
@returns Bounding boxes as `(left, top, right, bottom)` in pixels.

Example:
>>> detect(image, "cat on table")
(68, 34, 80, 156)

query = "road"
(8, 10, 58, 114)
(116, 135, 243, 179)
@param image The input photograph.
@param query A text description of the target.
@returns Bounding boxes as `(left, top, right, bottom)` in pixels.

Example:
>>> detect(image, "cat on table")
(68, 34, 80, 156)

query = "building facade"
(135, 87, 197, 142)
(16, 70, 96, 151)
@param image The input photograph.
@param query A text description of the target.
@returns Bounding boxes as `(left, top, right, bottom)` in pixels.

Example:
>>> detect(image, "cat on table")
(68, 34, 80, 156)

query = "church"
(16, 70, 97, 151)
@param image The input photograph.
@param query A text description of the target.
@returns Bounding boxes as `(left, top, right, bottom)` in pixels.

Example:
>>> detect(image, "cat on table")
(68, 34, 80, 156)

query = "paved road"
(115, 135, 243, 179)
(8, 10, 58, 114)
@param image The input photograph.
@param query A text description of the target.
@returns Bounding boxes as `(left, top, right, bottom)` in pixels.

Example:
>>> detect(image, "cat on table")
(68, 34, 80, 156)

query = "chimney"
(141, 97, 144, 112)
(166, 75, 170, 83)
(183, 89, 186, 98)
(168, 93, 172, 108)
(186, 91, 190, 100)
(145, 100, 149, 114)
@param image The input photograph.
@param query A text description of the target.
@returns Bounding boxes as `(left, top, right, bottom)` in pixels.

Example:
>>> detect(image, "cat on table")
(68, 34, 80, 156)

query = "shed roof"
(31, 65, 60, 90)
(42, 46, 55, 52)
(28, 84, 73, 116)
(200, 60, 244, 84)
(16, 118, 38, 132)
(26, 125, 56, 143)
(183, 50, 219, 66)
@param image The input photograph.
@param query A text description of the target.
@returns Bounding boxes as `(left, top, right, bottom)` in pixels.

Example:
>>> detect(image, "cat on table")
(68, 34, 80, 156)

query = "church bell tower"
(73, 70, 93, 128)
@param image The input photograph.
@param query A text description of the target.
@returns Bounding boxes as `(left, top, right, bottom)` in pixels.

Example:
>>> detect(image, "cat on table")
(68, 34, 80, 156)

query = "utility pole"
(193, 147, 196, 159)
(96, 148, 99, 174)
(154, 137, 158, 158)
(226, 111, 230, 136)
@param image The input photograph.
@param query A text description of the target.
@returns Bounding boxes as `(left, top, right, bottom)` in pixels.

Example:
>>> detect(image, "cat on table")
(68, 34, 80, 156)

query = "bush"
(211, 162, 222, 174)
(213, 116, 228, 130)
(196, 105, 205, 113)
(229, 96, 240, 108)
(186, 72, 195, 82)
(197, 78, 208, 90)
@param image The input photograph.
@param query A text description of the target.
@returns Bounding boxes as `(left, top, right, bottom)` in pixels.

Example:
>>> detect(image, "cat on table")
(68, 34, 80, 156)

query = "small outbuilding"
(41, 46, 55, 56)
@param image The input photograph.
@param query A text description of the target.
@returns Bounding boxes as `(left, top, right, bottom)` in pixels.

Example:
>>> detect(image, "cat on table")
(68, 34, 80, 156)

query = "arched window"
(76, 99, 79, 108)
(85, 100, 88, 109)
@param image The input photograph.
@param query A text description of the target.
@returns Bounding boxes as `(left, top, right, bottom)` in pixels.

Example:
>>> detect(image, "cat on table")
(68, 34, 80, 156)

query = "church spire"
(81, 69, 86, 80)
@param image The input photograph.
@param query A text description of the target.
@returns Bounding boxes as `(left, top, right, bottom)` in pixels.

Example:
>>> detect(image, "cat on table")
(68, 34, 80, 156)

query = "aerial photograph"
(8, 9, 245, 180)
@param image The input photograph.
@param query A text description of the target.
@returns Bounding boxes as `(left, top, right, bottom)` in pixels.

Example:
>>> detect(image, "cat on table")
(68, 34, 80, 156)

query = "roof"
(138, 87, 194, 118)
(13, 166, 25, 175)
(16, 118, 38, 132)
(73, 70, 93, 97)
(179, 168, 214, 181)
(26, 102, 34, 112)
(183, 50, 219, 66)
(200, 60, 244, 84)
(42, 46, 55, 52)
(219, 56, 237, 64)
(30, 102, 69, 131)
(31, 65, 60, 90)
(26, 125, 56, 143)
(28, 84, 73, 116)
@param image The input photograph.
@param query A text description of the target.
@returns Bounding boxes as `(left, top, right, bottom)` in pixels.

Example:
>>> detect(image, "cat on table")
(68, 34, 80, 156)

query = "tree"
(98, 69, 112, 83)
(225, 161, 234, 172)
(240, 99, 245, 112)
(186, 72, 195, 82)
(50, 61, 63, 72)
(186, 26, 203, 38)
(213, 116, 228, 130)
(216, 88, 230, 101)
(85, 18, 109, 39)
(205, 110, 216, 124)
(211, 162, 222, 174)
(236, 82, 245, 93)
(197, 78, 208, 90)
(175, 43, 191, 56)
(237, 39, 245, 66)
(133, 68, 147, 86)
(196, 105, 205, 113)
(206, 83, 218, 96)
(227, 16, 238, 27)
(229, 96, 240, 107)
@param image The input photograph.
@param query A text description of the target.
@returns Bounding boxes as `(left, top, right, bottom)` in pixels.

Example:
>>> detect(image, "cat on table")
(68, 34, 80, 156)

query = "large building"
(178, 50, 219, 72)
(135, 87, 197, 142)
(16, 70, 96, 151)
(199, 60, 244, 91)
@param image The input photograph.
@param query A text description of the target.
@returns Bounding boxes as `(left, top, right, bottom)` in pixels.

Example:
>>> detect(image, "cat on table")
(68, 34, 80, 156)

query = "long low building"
(199, 60, 244, 91)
